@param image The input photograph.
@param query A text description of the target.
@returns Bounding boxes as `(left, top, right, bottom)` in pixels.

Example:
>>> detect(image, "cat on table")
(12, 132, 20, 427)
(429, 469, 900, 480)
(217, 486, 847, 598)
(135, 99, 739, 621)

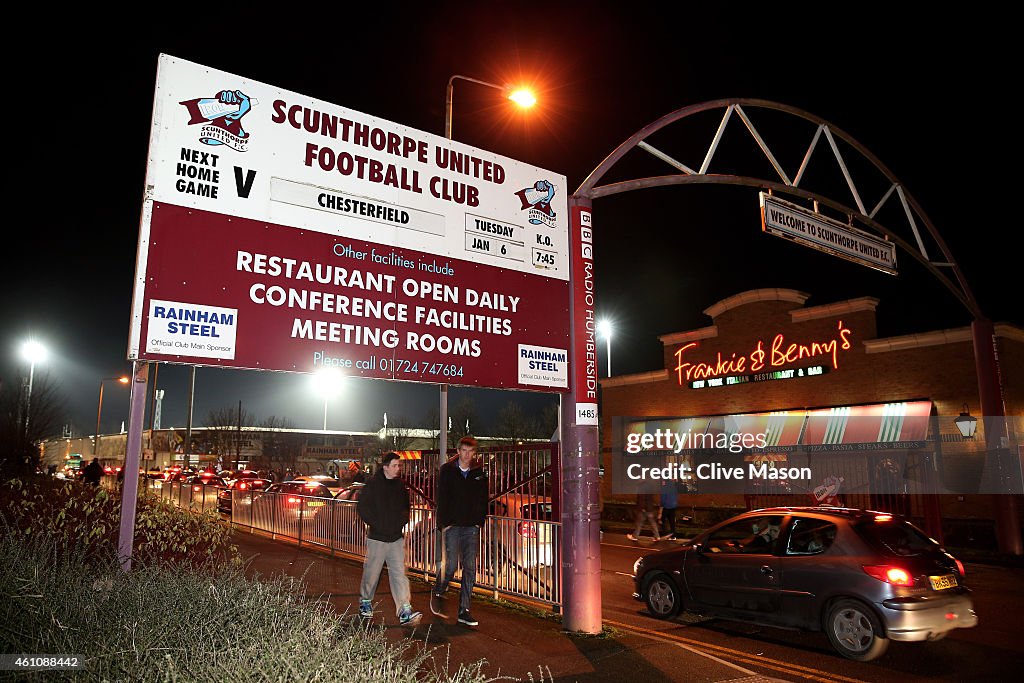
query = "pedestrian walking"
(659, 479, 679, 540)
(356, 452, 422, 625)
(627, 492, 661, 542)
(82, 458, 103, 487)
(430, 436, 488, 627)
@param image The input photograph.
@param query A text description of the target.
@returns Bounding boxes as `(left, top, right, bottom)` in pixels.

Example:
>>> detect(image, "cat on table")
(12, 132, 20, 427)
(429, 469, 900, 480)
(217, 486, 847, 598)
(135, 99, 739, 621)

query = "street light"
(597, 319, 613, 377)
(20, 340, 48, 435)
(445, 74, 537, 140)
(312, 368, 344, 430)
(441, 73, 537, 459)
(95, 376, 130, 457)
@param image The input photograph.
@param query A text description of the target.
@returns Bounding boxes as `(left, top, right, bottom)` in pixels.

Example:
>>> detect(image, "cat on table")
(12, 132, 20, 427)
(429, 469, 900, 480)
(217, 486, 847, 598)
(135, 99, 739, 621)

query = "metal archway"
(558, 99, 1018, 634)
(576, 98, 981, 317)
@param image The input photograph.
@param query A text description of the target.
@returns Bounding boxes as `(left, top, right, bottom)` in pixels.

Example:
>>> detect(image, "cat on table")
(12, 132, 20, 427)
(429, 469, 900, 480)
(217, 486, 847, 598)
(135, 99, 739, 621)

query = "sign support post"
(560, 196, 601, 633)
(117, 361, 149, 572)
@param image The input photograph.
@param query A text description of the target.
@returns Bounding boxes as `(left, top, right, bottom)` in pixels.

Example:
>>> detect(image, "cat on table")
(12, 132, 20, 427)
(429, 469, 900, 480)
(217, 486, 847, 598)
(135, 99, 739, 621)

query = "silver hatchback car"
(632, 507, 977, 661)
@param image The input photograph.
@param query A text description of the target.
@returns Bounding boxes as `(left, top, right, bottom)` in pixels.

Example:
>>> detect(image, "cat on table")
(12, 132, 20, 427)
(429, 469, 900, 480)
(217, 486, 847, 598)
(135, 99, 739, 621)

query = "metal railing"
(143, 478, 561, 606)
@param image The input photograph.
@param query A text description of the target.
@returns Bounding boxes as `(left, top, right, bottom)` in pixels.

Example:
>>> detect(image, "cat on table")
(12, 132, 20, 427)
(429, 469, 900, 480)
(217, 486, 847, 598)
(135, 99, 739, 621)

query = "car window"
(856, 520, 934, 557)
(705, 515, 783, 554)
(521, 503, 553, 520)
(786, 518, 838, 555)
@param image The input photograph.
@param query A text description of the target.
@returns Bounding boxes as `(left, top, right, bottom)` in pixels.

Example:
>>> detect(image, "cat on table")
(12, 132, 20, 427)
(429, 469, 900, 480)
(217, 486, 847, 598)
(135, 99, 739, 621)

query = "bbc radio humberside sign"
(128, 55, 571, 391)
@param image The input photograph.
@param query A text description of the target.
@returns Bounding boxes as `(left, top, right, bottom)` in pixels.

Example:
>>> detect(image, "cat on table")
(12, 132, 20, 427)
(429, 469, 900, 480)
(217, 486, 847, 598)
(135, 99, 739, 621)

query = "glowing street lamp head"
(506, 87, 537, 109)
(21, 340, 48, 365)
(312, 367, 344, 398)
(597, 320, 613, 340)
(117, 376, 130, 384)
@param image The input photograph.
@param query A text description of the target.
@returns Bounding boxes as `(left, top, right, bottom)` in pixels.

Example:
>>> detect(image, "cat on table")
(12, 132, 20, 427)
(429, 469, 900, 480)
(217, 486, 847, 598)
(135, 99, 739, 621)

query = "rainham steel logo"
(179, 90, 253, 152)
(514, 180, 558, 227)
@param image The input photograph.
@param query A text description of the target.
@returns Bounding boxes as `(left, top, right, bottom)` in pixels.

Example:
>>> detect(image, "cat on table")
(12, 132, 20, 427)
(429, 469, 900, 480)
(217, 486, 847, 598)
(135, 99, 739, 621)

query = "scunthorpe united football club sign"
(128, 55, 571, 392)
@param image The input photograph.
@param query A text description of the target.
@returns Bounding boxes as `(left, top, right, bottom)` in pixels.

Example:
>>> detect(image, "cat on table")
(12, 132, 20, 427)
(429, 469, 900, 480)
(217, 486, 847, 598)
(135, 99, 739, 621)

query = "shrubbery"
(0, 478, 504, 682)
(0, 478, 239, 569)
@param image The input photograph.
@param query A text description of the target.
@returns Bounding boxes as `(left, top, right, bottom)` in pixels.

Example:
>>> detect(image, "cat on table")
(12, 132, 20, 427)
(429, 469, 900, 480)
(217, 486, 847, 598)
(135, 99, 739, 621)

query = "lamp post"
(597, 319, 613, 377)
(441, 73, 537, 456)
(312, 368, 344, 430)
(445, 75, 536, 139)
(20, 340, 48, 437)
(95, 376, 129, 457)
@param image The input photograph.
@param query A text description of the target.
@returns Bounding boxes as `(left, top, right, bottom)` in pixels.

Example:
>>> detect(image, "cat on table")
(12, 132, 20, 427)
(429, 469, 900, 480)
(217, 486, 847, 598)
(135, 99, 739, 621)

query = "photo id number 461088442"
(0, 654, 85, 670)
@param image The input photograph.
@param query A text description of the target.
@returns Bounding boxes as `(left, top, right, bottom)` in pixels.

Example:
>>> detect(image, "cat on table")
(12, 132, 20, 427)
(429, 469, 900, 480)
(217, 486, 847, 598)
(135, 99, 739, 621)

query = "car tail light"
(863, 565, 914, 586)
(517, 520, 538, 538)
(287, 497, 301, 504)
(955, 558, 966, 576)
(239, 482, 247, 490)
(874, 514, 893, 522)
(193, 485, 202, 492)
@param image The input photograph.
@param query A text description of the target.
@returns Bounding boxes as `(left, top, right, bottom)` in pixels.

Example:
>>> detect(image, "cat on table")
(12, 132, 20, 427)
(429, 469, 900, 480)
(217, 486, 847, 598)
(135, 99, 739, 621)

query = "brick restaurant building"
(600, 289, 1023, 549)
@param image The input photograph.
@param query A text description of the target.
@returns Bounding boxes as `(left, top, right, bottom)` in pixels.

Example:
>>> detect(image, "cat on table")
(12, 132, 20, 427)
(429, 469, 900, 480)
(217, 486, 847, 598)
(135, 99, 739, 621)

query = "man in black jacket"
(356, 452, 421, 625)
(82, 458, 103, 487)
(429, 436, 487, 626)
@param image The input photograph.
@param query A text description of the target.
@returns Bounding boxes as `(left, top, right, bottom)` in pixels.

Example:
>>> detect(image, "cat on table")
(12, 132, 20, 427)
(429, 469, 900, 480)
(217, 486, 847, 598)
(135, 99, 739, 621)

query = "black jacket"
(356, 469, 410, 543)
(436, 459, 488, 528)
(82, 461, 103, 484)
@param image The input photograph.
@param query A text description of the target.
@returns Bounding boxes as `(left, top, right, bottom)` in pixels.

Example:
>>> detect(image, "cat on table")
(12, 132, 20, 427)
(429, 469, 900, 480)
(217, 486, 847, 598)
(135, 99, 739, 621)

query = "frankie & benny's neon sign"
(673, 321, 852, 385)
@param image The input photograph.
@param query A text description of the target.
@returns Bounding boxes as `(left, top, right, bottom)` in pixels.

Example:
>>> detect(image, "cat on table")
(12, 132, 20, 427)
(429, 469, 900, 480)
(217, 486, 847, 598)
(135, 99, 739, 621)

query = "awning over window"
(801, 401, 932, 446)
(628, 401, 933, 452)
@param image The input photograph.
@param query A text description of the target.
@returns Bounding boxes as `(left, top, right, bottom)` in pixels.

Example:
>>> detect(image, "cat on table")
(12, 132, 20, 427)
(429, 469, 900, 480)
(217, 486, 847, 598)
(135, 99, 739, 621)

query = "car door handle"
(760, 565, 774, 575)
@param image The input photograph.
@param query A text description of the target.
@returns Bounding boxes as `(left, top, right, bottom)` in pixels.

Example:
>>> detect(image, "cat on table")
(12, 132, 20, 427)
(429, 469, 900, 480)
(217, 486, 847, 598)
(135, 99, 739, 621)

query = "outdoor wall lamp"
(954, 403, 978, 439)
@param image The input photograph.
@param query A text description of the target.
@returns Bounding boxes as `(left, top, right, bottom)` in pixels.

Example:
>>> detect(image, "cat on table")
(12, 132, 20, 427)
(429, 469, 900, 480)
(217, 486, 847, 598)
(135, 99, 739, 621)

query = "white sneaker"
(626, 533, 638, 541)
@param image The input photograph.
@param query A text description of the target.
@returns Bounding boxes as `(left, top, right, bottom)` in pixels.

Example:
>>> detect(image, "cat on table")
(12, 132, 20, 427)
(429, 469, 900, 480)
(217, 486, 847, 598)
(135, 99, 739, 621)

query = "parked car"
(309, 481, 434, 548)
(292, 475, 345, 497)
(252, 481, 334, 522)
(184, 473, 227, 489)
(489, 494, 555, 569)
(217, 477, 272, 514)
(211, 469, 251, 485)
(632, 507, 977, 661)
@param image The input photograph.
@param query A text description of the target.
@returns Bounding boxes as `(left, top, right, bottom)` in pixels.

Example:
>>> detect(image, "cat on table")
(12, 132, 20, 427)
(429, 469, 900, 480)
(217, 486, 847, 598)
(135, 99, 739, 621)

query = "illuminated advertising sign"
(128, 55, 570, 391)
(673, 321, 853, 387)
(688, 364, 830, 389)
(760, 193, 897, 275)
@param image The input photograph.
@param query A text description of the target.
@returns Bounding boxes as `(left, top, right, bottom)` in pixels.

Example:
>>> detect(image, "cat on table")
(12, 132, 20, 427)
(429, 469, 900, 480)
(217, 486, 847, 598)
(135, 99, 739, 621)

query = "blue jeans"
(433, 526, 479, 613)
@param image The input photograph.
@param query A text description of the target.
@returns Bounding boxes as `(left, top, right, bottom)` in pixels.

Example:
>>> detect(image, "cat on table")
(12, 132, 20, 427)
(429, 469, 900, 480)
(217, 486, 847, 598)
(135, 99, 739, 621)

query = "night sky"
(2, 5, 1018, 438)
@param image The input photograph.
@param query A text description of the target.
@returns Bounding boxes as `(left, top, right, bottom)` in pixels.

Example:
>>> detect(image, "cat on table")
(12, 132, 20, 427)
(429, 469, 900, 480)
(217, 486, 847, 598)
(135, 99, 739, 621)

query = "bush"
(0, 478, 239, 569)
(0, 533, 502, 682)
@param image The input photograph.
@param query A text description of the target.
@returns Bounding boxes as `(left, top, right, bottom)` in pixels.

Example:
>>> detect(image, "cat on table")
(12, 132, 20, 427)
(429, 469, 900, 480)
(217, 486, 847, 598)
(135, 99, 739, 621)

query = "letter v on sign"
(233, 167, 257, 198)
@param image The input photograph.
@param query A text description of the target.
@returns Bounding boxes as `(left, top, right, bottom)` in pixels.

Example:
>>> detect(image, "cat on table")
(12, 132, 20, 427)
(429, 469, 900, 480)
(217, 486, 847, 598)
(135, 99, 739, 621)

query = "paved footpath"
(232, 529, 788, 683)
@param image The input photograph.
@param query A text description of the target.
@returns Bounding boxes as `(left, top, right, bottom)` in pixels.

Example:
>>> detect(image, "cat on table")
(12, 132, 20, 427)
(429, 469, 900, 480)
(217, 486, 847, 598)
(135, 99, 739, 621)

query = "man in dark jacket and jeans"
(430, 436, 487, 626)
(356, 452, 421, 625)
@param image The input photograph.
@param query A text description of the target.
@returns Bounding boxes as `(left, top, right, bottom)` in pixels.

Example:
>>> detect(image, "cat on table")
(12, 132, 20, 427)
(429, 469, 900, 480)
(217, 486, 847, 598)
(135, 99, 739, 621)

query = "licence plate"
(929, 574, 957, 590)
(307, 501, 324, 507)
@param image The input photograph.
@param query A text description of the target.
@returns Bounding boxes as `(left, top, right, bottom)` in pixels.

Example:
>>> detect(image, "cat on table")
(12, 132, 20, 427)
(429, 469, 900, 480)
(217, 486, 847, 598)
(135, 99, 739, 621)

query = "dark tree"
(0, 372, 66, 477)
(255, 415, 303, 476)
(203, 405, 255, 467)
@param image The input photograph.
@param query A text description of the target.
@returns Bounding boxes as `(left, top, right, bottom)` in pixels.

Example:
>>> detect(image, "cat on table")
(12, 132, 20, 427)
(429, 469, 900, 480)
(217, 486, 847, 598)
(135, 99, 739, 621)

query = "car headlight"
(633, 557, 644, 575)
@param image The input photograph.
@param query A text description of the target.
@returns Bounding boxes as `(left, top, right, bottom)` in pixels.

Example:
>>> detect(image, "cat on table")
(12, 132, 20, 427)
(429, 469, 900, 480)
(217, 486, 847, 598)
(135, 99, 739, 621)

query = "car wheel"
(825, 599, 889, 661)
(644, 573, 681, 618)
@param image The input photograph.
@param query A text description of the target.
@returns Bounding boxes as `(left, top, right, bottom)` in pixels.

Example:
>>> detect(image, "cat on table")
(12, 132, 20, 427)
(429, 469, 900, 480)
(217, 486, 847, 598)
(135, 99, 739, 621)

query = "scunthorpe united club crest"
(179, 89, 254, 152)
(515, 180, 558, 227)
